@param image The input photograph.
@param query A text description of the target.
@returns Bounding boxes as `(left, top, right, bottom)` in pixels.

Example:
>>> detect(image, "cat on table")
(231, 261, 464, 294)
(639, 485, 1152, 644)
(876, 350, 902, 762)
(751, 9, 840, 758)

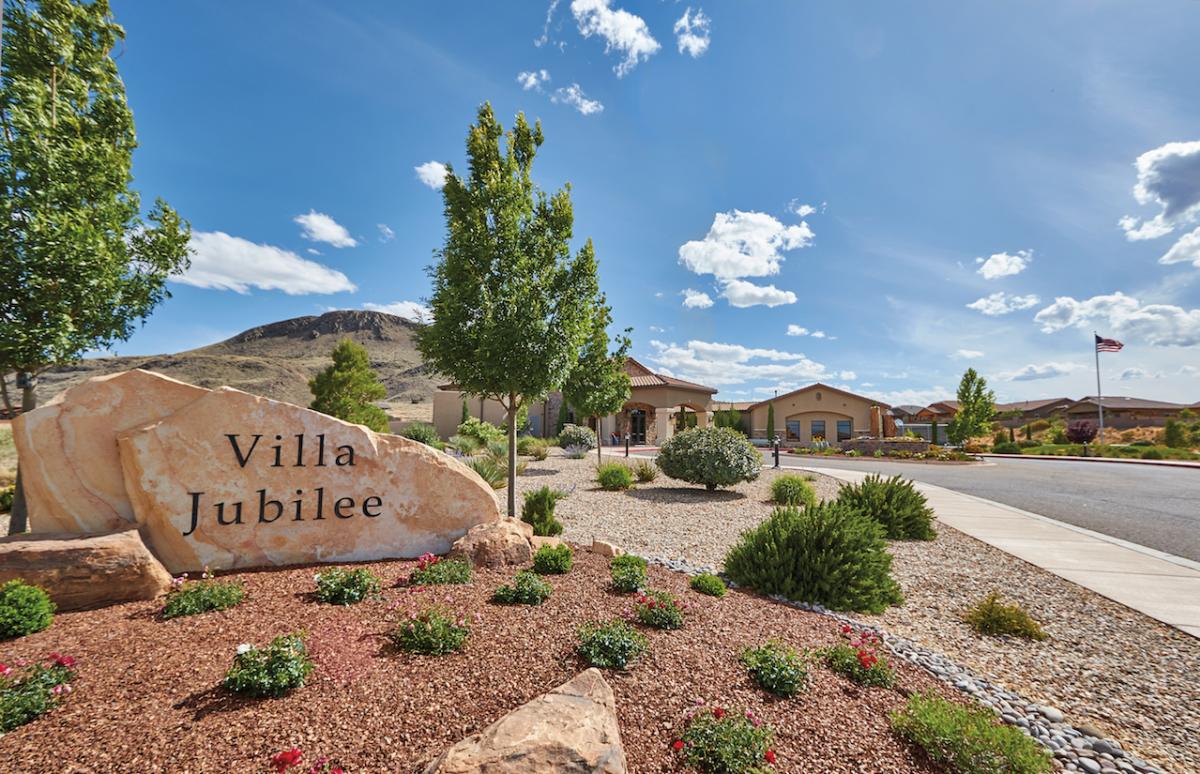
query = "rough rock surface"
(12, 369, 209, 534)
(449, 520, 534, 568)
(0, 529, 172, 610)
(590, 539, 623, 558)
(117, 385, 502, 573)
(422, 668, 626, 774)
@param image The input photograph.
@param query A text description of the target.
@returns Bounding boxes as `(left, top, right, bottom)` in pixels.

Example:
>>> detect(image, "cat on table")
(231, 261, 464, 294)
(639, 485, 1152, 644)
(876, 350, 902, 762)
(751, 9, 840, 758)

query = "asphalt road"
(766, 454, 1200, 563)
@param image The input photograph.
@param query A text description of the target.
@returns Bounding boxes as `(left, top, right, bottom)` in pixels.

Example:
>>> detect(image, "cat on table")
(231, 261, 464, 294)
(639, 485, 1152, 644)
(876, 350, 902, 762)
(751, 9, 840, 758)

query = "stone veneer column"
(655, 412, 673, 445)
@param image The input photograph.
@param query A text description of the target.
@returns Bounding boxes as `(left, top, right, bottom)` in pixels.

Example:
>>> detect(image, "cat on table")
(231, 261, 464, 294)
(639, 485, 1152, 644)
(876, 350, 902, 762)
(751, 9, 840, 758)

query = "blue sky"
(108, 0, 1200, 405)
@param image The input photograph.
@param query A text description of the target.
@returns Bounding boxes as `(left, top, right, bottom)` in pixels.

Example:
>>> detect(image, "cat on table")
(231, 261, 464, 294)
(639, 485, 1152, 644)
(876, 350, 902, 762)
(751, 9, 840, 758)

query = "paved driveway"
(764, 454, 1200, 563)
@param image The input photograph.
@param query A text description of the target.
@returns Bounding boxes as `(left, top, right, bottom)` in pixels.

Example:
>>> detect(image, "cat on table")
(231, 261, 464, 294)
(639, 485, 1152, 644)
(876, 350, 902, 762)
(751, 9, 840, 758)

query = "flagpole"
(1094, 331, 1105, 445)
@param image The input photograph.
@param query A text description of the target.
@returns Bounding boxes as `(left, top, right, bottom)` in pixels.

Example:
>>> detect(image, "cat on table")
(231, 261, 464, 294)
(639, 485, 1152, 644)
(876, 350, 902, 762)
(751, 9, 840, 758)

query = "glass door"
(629, 409, 647, 445)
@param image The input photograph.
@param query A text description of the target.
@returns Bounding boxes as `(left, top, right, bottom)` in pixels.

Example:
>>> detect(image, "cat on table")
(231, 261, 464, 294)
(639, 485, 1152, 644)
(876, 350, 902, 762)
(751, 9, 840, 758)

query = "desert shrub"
(401, 422, 440, 446)
(1051, 428, 1068, 444)
(530, 443, 550, 461)
(656, 427, 762, 491)
(521, 486, 566, 536)
(0, 485, 14, 514)
(741, 640, 808, 697)
(1065, 420, 1097, 444)
(314, 567, 381, 605)
(224, 634, 313, 697)
(492, 571, 553, 605)
(596, 462, 635, 491)
(533, 543, 574, 574)
(161, 569, 246, 619)
(1018, 439, 1039, 448)
(631, 458, 658, 483)
(769, 474, 816, 507)
(834, 474, 936, 541)
(991, 441, 1021, 455)
(724, 503, 902, 613)
(690, 573, 727, 597)
(448, 434, 482, 455)
(1028, 418, 1051, 433)
(559, 423, 597, 450)
(466, 456, 506, 488)
(409, 553, 472, 586)
(457, 416, 504, 445)
(891, 693, 1052, 774)
(0, 580, 55, 639)
(963, 593, 1046, 640)
(515, 435, 542, 456)
(390, 605, 470, 655)
(485, 438, 509, 461)
(562, 444, 589, 459)
(821, 627, 895, 688)
(1162, 419, 1187, 449)
(1130, 439, 1154, 446)
(610, 554, 648, 592)
(634, 589, 686, 629)
(0, 654, 77, 733)
(1141, 448, 1164, 460)
(672, 706, 776, 773)
(576, 619, 648, 669)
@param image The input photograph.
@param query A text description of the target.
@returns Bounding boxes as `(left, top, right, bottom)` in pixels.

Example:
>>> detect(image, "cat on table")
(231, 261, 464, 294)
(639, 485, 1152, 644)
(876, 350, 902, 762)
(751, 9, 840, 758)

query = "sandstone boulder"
(423, 668, 626, 774)
(590, 539, 623, 558)
(12, 370, 209, 534)
(531, 535, 565, 551)
(117, 385, 502, 573)
(449, 520, 534, 568)
(0, 529, 173, 611)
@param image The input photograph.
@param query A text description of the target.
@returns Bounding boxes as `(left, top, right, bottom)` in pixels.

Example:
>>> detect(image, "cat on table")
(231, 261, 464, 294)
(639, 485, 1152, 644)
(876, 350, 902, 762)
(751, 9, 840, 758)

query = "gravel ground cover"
(516, 450, 1197, 773)
(0, 547, 960, 773)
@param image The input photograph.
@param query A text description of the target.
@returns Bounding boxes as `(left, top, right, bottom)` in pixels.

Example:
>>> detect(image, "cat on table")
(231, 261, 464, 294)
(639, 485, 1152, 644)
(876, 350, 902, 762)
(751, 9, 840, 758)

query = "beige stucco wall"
(749, 388, 878, 442)
(432, 390, 556, 440)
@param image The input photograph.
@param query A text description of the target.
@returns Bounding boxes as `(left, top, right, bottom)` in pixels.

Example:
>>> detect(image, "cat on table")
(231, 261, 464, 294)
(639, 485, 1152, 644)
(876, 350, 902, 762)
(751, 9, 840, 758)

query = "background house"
(993, 397, 1073, 427)
(746, 384, 891, 444)
(1064, 396, 1192, 429)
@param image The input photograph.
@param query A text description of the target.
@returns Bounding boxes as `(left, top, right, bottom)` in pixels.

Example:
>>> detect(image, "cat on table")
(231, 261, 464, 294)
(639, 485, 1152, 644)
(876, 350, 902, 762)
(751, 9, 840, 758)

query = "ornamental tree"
(946, 368, 995, 445)
(417, 103, 598, 516)
(561, 294, 631, 463)
(308, 339, 390, 432)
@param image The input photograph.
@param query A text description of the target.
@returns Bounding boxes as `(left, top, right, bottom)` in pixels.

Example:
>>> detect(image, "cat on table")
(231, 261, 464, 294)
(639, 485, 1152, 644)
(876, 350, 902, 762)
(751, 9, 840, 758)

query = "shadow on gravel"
(174, 685, 261, 720)
(520, 468, 561, 477)
(623, 487, 746, 504)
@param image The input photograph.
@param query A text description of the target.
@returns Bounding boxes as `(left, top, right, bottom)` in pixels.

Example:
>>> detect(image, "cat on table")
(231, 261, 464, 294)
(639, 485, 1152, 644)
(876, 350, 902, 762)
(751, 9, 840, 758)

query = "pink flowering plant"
(632, 589, 686, 630)
(269, 747, 346, 773)
(740, 639, 809, 697)
(819, 625, 896, 688)
(407, 553, 472, 586)
(0, 652, 78, 732)
(224, 634, 313, 697)
(671, 705, 777, 773)
(389, 598, 470, 655)
(161, 566, 245, 619)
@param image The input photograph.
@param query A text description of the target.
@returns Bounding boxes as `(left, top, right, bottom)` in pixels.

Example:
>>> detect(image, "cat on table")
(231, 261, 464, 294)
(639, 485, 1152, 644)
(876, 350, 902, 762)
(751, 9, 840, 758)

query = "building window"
(785, 420, 800, 441)
(836, 419, 852, 441)
(810, 420, 825, 442)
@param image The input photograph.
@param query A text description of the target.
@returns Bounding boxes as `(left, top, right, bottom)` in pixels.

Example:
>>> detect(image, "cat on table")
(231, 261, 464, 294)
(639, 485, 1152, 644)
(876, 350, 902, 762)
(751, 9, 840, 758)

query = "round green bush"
(723, 502, 903, 613)
(492, 571, 553, 605)
(596, 462, 634, 491)
(533, 543, 574, 574)
(689, 573, 727, 597)
(834, 474, 936, 541)
(656, 427, 762, 491)
(559, 423, 597, 450)
(314, 567, 381, 605)
(1141, 448, 1164, 460)
(0, 580, 56, 639)
(770, 474, 817, 507)
(741, 639, 809, 697)
(223, 634, 313, 697)
(576, 619, 648, 669)
(991, 441, 1021, 455)
(401, 422, 440, 446)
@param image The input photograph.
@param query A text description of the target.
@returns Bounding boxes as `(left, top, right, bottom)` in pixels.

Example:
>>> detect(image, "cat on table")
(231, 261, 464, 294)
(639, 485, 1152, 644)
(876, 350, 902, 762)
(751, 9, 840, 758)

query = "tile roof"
(1067, 396, 1190, 411)
(993, 397, 1072, 413)
(624, 358, 718, 394)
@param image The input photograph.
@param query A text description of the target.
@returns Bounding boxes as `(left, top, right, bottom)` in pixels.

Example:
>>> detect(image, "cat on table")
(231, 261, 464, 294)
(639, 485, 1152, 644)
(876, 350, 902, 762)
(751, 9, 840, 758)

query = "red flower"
(841, 624, 852, 634)
(52, 654, 77, 669)
(765, 749, 777, 764)
(671, 740, 685, 751)
(271, 748, 303, 771)
(712, 707, 725, 719)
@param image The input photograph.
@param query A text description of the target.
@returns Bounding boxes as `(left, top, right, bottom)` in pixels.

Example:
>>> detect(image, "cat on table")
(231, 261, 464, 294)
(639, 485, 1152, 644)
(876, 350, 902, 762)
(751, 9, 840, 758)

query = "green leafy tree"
(562, 295, 631, 463)
(417, 103, 598, 516)
(947, 368, 996, 445)
(1, 0, 190, 534)
(461, 397, 469, 424)
(308, 339, 390, 432)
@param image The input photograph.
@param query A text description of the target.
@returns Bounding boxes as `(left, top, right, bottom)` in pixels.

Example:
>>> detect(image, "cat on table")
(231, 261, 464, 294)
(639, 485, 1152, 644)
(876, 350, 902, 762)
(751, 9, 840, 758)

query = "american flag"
(1095, 334, 1124, 353)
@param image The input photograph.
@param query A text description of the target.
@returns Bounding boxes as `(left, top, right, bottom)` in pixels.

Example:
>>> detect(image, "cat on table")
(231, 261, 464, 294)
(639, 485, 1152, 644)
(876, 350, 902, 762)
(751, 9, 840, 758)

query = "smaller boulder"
(531, 536, 565, 551)
(0, 529, 173, 611)
(590, 539, 623, 558)
(423, 668, 626, 773)
(449, 520, 533, 568)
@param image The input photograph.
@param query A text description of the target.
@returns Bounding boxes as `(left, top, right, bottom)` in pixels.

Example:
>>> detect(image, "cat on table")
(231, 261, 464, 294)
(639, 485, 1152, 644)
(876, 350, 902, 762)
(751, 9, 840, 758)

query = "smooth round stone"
(1078, 759, 1102, 774)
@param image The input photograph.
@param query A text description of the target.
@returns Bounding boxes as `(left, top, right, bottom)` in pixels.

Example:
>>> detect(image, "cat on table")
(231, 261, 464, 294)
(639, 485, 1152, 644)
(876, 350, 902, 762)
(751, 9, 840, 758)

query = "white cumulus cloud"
(955, 349, 985, 359)
(517, 69, 551, 91)
(673, 7, 711, 57)
(1035, 291, 1200, 347)
(571, 0, 660, 77)
(649, 339, 828, 387)
(681, 288, 714, 309)
(786, 325, 808, 336)
(975, 250, 1032, 279)
(1120, 140, 1200, 241)
(679, 210, 813, 279)
(177, 231, 357, 295)
(720, 279, 796, 308)
(1002, 362, 1082, 381)
(377, 224, 395, 243)
(966, 291, 1041, 316)
(294, 210, 358, 248)
(1160, 225, 1200, 268)
(363, 300, 430, 323)
(551, 83, 604, 115)
(415, 161, 448, 190)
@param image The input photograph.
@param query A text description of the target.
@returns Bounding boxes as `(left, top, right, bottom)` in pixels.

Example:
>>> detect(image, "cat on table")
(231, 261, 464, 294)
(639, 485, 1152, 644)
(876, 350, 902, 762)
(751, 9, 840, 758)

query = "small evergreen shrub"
(559, 423, 598, 450)
(457, 416, 504, 445)
(466, 456, 506, 488)
(631, 458, 658, 482)
(521, 486, 566, 536)
(1163, 419, 1187, 449)
(390, 605, 469, 655)
(1141, 448, 1165, 460)
(533, 543, 574, 574)
(161, 568, 246, 619)
(401, 422, 440, 446)
(821, 627, 895, 687)
(409, 553, 472, 586)
(596, 462, 634, 491)
(656, 427, 762, 491)
(314, 567, 381, 605)
(610, 554, 648, 592)
(0, 580, 55, 639)
(633, 589, 686, 629)
(576, 619, 648, 669)
(963, 592, 1047, 640)
(562, 444, 589, 459)
(769, 474, 817, 507)
(740, 640, 808, 697)
(991, 441, 1021, 455)
(672, 706, 777, 773)
(0, 653, 77, 733)
(224, 634, 313, 697)
(834, 474, 936, 540)
(0, 485, 14, 514)
(492, 571, 553, 605)
(724, 503, 902, 613)
(891, 693, 1052, 774)
(690, 573, 727, 597)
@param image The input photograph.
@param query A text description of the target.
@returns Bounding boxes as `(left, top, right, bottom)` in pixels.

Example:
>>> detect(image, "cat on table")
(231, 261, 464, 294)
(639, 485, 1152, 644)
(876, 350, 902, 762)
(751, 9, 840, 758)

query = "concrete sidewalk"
(804, 466, 1200, 639)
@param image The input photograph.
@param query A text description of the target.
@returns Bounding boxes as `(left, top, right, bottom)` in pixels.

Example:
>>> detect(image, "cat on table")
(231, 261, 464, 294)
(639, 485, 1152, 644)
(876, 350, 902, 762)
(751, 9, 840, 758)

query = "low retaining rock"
(448, 520, 533, 568)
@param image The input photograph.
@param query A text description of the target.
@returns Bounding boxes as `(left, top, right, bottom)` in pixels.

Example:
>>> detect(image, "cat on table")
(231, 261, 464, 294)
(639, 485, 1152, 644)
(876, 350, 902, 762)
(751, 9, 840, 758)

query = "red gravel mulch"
(0, 549, 956, 773)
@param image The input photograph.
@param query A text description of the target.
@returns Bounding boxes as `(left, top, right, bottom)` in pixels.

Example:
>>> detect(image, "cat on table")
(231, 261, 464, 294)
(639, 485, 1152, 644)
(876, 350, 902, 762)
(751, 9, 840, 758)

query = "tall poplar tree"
(562, 294, 631, 463)
(947, 368, 996, 445)
(417, 103, 597, 517)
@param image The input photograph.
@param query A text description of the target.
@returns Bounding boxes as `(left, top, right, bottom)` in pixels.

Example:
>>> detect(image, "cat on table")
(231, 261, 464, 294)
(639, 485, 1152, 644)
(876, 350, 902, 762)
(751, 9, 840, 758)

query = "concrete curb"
(979, 453, 1200, 469)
